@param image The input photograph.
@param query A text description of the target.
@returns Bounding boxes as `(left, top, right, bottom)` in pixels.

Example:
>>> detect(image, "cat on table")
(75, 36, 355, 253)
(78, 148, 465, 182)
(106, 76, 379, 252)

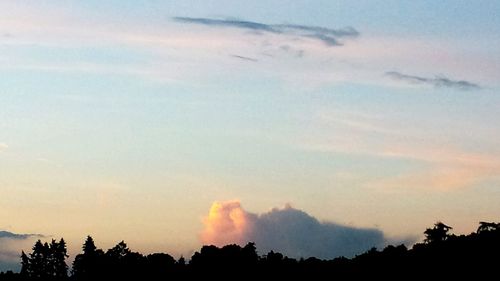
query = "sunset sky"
(1, 0, 500, 271)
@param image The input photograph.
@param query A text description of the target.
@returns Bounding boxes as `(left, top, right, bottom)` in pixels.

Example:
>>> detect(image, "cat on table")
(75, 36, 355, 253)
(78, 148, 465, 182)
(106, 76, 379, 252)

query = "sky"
(1, 0, 500, 271)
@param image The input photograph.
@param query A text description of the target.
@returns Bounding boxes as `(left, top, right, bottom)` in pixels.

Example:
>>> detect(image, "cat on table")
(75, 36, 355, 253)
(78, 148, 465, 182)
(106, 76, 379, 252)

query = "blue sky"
(1, 0, 500, 270)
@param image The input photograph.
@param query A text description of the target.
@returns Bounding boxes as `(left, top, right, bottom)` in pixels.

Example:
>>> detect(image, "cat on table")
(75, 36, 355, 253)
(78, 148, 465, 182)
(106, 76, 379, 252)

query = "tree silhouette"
(5, 221, 500, 280)
(241, 242, 258, 265)
(20, 251, 30, 277)
(73, 236, 105, 280)
(19, 238, 68, 280)
(177, 256, 185, 266)
(50, 238, 68, 279)
(29, 240, 49, 279)
(146, 253, 176, 278)
(105, 240, 146, 279)
(82, 236, 97, 254)
(106, 241, 130, 260)
(477, 221, 500, 233)
(424, 222, 452, 243)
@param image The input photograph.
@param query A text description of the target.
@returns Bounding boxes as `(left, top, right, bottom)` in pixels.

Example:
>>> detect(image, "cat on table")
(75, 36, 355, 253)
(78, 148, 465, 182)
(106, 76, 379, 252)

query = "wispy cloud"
(201, 200, 400, 259)
(174, 17, 277, 33)
(1, 2, 494, 89)
(386, 71, 481, 91)
(173, 17, 359, 46)
(300, 109, 500, 191)
(0, 143, 7, 152)
(230, 54, 258, 62)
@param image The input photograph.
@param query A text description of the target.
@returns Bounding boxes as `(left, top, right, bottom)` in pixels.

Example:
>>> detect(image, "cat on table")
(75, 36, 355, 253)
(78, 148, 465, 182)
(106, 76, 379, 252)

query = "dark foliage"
(18, 238, 67, 280)
(1, 221, 499, 280)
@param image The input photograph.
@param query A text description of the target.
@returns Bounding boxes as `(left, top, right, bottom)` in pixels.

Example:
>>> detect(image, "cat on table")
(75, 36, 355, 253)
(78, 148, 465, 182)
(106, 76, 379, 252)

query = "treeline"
(1, 221, 500, 280)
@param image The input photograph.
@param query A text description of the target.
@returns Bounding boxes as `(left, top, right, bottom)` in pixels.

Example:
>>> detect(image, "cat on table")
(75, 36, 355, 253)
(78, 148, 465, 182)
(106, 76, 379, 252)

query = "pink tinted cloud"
(200, 200, 390, 258)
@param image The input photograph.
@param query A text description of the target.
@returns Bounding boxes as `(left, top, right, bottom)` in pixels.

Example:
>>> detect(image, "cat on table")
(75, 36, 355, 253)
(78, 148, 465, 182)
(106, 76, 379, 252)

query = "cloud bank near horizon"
(0, 231, 43, 240)
(201, 201, 392, 259)
(0, 230, 45, 272)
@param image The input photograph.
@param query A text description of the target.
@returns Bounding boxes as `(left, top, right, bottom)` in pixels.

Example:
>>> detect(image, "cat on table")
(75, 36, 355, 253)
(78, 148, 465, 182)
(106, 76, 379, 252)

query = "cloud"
(386, 71, 481, 91)
(1, 1, 496, 93)
(173, 17, 277, 33)
(173, 17, 359, 46)
(0, 231, 43, 240)
(0, 230, 44, 272)
(230, 54, 258, 62)
(201, 201, 388, 259)
(0, 143, 7, 152)
(2, 3, 494, 89)
(366, 146, 500, 191)
(201, 201, 256, 247)
(301, 109, 500, 191)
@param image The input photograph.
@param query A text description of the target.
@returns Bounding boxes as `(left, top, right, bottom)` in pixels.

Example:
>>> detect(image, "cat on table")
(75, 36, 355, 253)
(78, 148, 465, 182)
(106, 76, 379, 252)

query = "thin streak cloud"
(303, 110, 500, 191)
(230, 54, 259, 62)
(386, 71, 481, 91)
(173, 17, 359, 46)
(174, 17, 277, 33)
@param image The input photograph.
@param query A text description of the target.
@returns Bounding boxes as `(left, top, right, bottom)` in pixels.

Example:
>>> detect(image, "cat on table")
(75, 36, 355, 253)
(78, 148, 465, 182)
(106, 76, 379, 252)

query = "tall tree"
(20, 238, 68, 280)
(50, 238, 68, 278)
(29, 240, 50, 279)
(20, 251, 30, 277)
(82, 236, 97, 254)
(73, 236, 104, 279)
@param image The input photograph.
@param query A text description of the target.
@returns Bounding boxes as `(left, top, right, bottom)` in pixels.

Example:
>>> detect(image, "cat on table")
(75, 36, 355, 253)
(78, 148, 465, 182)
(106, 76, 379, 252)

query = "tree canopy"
(1, 221, 499, 280)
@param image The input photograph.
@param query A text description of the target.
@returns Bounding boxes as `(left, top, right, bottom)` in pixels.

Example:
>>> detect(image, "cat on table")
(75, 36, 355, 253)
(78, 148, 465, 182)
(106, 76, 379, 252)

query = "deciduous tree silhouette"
(424, 222, 452, 243)
(146, 253, 176, 278)
(190, 242, 259, 278)
(106, 241, 130, 260)
(104, 240, 146, 279)
(477, 221, 500, 233)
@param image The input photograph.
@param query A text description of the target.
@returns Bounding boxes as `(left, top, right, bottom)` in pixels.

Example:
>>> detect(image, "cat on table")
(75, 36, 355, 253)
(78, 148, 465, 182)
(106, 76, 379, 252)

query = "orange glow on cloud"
(200, 200, 255, 246)
(199, 200, 389, 258)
